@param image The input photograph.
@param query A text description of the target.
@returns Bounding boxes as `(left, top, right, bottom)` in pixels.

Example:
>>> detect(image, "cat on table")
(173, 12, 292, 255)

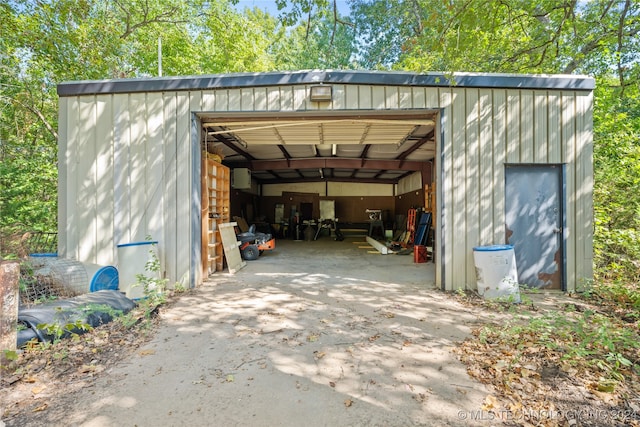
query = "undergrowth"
(459, 277, 640, 402)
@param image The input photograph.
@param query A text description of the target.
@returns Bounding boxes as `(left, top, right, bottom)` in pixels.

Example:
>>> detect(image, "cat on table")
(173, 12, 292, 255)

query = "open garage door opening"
(198, 110, 440, 279)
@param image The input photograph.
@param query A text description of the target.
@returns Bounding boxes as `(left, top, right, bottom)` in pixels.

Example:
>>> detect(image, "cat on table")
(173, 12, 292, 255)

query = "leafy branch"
(113, 0, 189, 39)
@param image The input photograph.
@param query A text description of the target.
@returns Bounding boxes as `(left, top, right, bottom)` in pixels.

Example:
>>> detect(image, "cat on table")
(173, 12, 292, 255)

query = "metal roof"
(57, 70, 595, 96)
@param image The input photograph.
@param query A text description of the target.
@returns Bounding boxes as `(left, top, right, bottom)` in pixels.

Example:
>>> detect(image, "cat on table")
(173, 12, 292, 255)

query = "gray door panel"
(505, 165, 564, 290)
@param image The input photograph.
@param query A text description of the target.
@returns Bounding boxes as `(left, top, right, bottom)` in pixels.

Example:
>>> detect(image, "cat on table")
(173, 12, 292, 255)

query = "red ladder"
(406, 208, 416, 245)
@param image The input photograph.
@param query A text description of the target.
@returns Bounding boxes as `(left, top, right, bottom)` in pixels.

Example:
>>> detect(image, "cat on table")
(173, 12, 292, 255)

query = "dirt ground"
(2, 236, 503, 426)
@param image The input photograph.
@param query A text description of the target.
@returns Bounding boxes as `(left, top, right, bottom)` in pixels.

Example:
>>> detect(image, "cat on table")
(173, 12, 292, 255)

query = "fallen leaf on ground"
(482, 394, 499, 411)
(78, 364, 96, 374)
(344, 398, 353, 407)
(31, 385, 47, 394)
(32, 403, 48, 412)
(138, 349, 155, 356)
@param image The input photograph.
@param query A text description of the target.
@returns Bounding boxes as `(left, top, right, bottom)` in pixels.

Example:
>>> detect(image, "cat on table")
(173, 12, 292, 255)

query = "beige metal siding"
(576, 91, 594, 290)
(478, 89, 494, 246)
(548, 92, 563, 163)
(162, 92, 179, 284)
(465, 88, 480, 286)
(78, 96, 98, 263)
(534, 91, 549, 162)
(397, 172, 422, 194)
(95, 97, 114, 263)
(436, 87, 593, 291)
(57, 98, 68, 258)
(562, 91, 577, 290)
(492, 90, 507, 246)
(113, 94, 130, 252)
(175, 92, 193, 284)
(58, 80, 593, 291)
(439, 89, 454, 289)
(64, 97, 79, 261)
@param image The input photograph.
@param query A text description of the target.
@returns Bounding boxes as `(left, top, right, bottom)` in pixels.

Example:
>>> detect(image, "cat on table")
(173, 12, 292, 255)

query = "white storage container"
(472, 245, 520, 302)
(116, 241, 159, 299)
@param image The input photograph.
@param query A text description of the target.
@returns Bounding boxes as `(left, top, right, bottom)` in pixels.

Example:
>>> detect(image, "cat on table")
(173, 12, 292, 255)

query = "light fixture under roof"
(309, 85, 332, 102)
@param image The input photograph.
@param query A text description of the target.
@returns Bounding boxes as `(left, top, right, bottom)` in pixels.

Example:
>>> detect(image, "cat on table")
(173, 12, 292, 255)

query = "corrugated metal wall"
(438, 88, 593, 290)
(58, 83, 593, 291)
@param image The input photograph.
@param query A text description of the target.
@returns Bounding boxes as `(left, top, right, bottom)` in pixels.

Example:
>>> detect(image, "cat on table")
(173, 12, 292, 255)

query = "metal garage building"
(56, 70, 594, 292)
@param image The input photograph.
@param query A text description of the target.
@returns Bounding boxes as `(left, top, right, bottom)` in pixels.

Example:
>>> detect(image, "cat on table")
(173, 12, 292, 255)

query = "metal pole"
(158, 37, 163, 77)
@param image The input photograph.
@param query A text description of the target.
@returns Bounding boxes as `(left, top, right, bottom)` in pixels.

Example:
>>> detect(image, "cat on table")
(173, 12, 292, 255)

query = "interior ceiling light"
(310, 85, 332, 102)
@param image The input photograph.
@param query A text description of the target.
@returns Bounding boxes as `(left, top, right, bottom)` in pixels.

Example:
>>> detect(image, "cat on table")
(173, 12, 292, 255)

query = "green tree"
(272, 11, 357, 69)
(593, 79, 640, 281)
(0, 0, 269, 255)
(345, 0, 640, 78)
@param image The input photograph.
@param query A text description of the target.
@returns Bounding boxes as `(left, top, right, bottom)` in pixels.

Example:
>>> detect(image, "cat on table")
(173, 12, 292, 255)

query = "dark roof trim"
(57, 70, 595, 97)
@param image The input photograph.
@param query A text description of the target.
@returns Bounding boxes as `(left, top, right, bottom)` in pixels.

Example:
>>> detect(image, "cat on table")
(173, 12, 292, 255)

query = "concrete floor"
(240, 235, 437, 288)
(21, 236, 493, 427)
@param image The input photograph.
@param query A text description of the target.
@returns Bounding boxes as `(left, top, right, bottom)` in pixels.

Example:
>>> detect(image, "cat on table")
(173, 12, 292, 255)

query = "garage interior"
(198, 109, 439, 276)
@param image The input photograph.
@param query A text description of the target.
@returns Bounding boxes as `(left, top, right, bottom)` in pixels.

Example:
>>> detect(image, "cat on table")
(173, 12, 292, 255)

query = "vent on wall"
(232, 168, 252, 189)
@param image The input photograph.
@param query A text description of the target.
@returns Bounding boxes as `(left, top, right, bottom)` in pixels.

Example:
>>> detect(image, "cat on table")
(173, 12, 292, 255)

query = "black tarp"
(17, 290, 136, 347)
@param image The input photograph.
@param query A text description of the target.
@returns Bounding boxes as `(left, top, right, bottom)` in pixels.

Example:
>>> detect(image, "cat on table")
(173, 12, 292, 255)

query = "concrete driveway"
(23, 237, 493, 426)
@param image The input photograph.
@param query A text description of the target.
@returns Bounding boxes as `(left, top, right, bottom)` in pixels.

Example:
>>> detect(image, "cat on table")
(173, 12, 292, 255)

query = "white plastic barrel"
(83, 263, 119, 292)
(472, 244, 520, 302)
(116, 241, 159, 299)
